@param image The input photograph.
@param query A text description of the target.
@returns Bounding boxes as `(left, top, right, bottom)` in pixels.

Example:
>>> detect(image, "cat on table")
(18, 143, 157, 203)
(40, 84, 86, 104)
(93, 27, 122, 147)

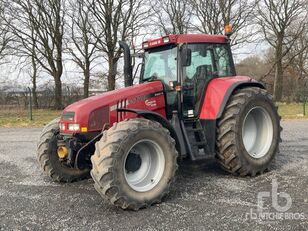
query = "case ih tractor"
(37, 30, 281, 210)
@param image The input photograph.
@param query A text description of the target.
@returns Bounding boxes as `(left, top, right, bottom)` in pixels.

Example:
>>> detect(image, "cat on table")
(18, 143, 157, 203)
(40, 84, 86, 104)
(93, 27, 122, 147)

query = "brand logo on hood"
(145, 99, 157, 107)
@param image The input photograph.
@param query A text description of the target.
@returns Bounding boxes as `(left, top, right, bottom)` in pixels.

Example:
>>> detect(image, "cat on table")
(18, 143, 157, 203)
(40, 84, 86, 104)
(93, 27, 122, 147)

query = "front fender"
(200, 76, 265, 120)
(117, 108, 182, 154)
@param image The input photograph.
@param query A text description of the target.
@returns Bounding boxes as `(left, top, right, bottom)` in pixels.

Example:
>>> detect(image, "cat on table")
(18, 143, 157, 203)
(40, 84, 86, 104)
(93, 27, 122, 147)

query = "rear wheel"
(37, 118, 90, 182)
(91, 118, 178, 210)
(216, 87, 281, 176)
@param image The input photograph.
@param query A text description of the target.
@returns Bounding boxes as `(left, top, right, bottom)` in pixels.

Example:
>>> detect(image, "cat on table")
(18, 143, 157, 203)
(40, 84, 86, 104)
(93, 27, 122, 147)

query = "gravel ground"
(0, 121, 307, 230)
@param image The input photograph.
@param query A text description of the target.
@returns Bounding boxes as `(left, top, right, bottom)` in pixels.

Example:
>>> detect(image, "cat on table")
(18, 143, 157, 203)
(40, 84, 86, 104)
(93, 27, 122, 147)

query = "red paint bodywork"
(176, 34, 227, 44)
(60, 81, 166, 133)
(60, 76, 256, 133)
(200, 76, 252, 119)
(142, 34, 227, 49)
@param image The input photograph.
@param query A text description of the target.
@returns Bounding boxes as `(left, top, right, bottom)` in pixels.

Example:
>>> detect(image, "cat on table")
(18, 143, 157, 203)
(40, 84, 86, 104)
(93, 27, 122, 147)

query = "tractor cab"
(139, 34, 236, 119)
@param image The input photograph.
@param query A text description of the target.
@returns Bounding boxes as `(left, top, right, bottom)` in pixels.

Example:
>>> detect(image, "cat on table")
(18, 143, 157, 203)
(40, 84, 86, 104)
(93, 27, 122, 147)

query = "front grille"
(61, 111, 75, 121)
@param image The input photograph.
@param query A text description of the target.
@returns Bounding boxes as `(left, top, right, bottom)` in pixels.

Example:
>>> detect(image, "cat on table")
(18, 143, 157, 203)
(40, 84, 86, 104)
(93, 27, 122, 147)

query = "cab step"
(182, 119, 210, 161)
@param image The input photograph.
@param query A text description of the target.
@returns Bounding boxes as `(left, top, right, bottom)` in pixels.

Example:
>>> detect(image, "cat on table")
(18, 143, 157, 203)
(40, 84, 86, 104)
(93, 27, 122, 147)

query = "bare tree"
(89, 0, 149, 90)
(28, 38, 40, 108)
(4, 15, 41, 108)
(6, 0, 66, 109)
(150, 0, 191, 35)
(284, 29, 308, 100)
(236, 55, 271, 81)
(256, 0, 308, 101)
(284, 28, 308, 81)
(67, 0, 100, 98)
(190, 0, 256, 46)
(4, 0, 40, 108)
(0, 0, 10, 64)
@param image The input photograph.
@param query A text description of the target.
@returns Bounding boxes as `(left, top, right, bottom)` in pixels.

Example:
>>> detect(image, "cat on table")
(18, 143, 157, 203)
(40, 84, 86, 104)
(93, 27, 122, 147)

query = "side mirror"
(180, 47, 192, 67)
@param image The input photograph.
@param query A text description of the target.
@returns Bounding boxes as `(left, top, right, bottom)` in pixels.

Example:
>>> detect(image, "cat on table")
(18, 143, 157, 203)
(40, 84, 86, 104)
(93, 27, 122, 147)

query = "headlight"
(68, 123, 80, 131)
(59, 123, 65, 130)
(163, 36, 170, 43)
(142, 42, 149, 48)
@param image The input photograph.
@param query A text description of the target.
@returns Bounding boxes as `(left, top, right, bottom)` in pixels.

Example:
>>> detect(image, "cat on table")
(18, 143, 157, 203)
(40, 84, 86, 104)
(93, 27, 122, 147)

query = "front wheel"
(216, 87, 282, 176)
(91, 118, 178, 210)
(37, 118, 90, 182)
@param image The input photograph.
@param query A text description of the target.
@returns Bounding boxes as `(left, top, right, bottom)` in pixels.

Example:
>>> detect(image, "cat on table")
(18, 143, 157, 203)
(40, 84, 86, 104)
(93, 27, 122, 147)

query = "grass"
(0, 108, 62, 128)
(0, 102, 307, 128)
(277, 102, 308, 120)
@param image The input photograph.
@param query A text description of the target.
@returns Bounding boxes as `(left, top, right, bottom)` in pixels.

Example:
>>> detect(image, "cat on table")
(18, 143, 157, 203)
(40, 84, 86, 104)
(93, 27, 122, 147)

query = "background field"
(0, 108, 61, 128)
(0, 102, 307, 128)
(278, 102, 308, 119)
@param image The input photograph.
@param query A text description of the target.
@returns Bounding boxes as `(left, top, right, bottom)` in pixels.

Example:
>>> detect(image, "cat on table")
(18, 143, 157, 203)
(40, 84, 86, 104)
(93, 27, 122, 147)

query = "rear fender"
(200, 76, 265, 120)
(199, 76, 264, 154)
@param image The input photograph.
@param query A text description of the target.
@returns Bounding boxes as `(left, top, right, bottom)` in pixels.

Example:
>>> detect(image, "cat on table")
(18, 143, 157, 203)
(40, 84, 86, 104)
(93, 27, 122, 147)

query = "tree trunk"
(32, 84, 39, 109)
(274, 60, 283, 101)
(31, 57, 39, 109)
(107, 57, 117, 91)
(83, 66, 90, 98)
(54, 44, 63, 109)
(54, 75, 63, 109)
(273, 40, 283, 101)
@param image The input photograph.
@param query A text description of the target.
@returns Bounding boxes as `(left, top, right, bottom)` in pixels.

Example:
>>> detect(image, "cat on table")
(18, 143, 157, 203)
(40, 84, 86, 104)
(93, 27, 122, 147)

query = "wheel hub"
(124, 139, 165, 192)
(125, 152, 142, 173)
(242, 106, 274, 159)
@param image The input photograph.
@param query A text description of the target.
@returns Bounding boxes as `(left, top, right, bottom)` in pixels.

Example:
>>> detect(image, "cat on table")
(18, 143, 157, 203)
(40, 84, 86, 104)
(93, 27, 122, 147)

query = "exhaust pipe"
(119, 41, 133, 87)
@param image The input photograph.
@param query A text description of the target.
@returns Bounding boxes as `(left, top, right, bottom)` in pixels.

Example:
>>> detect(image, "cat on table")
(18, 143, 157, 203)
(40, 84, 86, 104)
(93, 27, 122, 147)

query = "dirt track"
(0, 121, 307, 230)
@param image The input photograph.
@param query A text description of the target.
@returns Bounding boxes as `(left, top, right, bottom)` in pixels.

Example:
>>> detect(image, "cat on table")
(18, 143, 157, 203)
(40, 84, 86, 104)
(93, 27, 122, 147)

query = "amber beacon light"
(224, 24, 233, 36)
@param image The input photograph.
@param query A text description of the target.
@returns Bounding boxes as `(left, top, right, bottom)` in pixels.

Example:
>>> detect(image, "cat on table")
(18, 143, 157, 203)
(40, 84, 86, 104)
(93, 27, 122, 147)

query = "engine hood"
(61, 81, 165, 132)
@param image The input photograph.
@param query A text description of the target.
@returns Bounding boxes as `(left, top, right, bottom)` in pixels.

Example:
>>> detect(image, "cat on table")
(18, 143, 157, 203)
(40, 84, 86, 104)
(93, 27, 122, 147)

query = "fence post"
(27, 87, 33, 121)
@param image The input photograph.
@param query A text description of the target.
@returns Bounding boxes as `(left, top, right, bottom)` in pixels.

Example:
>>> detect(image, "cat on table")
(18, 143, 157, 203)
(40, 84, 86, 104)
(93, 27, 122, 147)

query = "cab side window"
(215, 46, 231, 77)
(184, 46, 214, 80)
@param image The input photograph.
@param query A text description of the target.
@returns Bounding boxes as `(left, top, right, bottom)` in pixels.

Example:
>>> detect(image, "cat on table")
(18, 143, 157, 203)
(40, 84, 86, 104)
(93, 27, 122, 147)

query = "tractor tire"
(37, 118, 90, 182)
(216, 87, 281, 176)
(91, 118, 178, 210)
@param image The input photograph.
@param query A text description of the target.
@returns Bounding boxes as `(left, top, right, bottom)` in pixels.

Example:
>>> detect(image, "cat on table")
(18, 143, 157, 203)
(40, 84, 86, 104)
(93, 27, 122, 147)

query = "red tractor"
(37, 31, 281, 210)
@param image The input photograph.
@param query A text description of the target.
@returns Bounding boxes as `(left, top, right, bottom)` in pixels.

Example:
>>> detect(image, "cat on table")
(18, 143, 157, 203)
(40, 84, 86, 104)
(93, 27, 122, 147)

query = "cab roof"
(142, 34, 228, 49)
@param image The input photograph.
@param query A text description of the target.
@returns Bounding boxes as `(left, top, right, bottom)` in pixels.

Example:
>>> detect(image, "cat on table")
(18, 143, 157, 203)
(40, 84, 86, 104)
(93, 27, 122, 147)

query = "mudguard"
(200, 76, 265, 120)
(117, 108, 183, 155)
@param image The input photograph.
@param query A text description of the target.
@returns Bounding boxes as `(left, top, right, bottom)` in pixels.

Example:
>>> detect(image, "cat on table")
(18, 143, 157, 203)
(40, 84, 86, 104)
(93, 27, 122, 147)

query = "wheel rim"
(242, 106, 274, 159)
(124, 139, 165, 192)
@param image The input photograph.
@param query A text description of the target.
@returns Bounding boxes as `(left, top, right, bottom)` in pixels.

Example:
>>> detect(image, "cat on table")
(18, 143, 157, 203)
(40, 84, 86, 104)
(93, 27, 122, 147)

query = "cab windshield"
(141, 45, 177, 84)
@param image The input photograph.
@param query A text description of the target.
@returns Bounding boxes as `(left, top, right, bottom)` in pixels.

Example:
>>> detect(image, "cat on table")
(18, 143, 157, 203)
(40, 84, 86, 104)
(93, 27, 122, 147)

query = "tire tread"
(215, 87, 282, 176)
(91, 118, 178, 210)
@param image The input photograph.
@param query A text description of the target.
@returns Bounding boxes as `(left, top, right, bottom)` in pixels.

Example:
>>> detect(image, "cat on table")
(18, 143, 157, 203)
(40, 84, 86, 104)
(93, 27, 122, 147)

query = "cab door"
(141, 45, 178, 119)
(181, 44, 216, 118)
(181, 43, 234, 118)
